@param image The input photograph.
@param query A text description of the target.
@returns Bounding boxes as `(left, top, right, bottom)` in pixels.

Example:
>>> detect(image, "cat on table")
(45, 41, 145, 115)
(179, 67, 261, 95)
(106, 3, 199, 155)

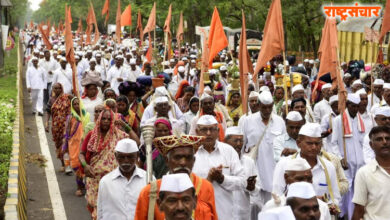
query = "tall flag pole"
(115, 0, 122, 44)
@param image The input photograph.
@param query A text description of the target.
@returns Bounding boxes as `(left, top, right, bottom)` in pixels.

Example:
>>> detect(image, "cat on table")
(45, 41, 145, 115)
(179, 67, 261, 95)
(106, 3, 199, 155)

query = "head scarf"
(175, 80, 190, 100)
(70, 97, 90, 126)
(154, 117, 173, 135)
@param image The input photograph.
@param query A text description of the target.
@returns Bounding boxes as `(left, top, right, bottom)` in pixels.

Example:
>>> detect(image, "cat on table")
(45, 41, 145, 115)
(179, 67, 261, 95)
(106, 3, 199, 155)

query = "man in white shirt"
(95, 53, 108, 80)
(127, 58, 142, 82)
(292, 84, 315, 122)
(352, 126, 390, 220)
(26, 57, 47, 115)
(239, 91, 286, 203)
(313, 83, 332, 122)
(39, 50, 59, 104)
(106, 55, 128, 95)
(193, 115, 245, 220)
(273, 123, 341, 213)
(52, 57, 73, 94)
(367, 79, 384, 112)
(273, 111, 304, 162)
(356, 88, 374, 132)
(370, 83, 390, 112)
(320, 95, 339, 153)
(97, 139, 147, 220)
(224, 126, 260, 220)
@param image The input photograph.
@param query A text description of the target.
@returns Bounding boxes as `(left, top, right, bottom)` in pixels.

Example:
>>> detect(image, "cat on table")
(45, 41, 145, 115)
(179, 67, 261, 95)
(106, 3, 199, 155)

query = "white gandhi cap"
(298, 123, 322, 138)
(292, 84, 304, 94)
(115, 139, 139, 153)
(286, 111, 303, 121)
(285, 158, 311, 172)
(259, 91, 273, 105)
(374, 106, 390, 117)
(257, 206, 295, 220)
(197, 115, 218, 126)
(347, 93, 361, 104)
(160, 173, 194, 193)
(225, 126, 243, 136)
(287, 181, 316, 199)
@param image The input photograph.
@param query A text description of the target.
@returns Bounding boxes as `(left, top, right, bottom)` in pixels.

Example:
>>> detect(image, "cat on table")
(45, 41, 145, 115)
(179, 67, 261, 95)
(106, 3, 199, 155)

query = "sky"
(29, 0, 43, 11)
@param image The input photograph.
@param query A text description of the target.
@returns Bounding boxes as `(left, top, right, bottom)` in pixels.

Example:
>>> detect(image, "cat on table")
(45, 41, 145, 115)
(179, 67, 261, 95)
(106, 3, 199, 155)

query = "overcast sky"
(29, 0, 43, 11)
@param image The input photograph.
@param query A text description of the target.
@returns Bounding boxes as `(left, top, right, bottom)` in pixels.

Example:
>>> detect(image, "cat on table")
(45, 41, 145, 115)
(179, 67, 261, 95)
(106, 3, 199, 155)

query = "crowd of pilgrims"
(21, 28, 390, 220)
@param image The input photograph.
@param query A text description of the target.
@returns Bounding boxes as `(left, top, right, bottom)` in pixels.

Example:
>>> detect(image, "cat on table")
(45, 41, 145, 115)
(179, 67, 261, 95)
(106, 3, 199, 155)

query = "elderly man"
(273, 123, 341, 214)
(106, 55, 127, 94)
(238, 91, 260, 127)
(224, 126, 260, 220)
(97, 139, 147, 220)
(286, 182, 321, 220)
(26, 57, 46, 116)
(291, 84, 315, 122)
(320, 95, 339, 152)
(362, 106, 390, 164)
(351, 80, 363, 93)
(367, 79, 384, 111)
(193, 115, 245, 220)
(52, 57, 73, 94)
(352, 126, 390, 220)
(263, 158, 331, 220)
(189, 93, 226, 141)
(157, 174, 197, 220)
(371, 83, 390, 112)
(135, 133, 218, 220)
(356, 88, 373, 132)
(331, 93, 366, 218)
(313, 83, 332, 122)
(239, 91, 286, 203)
(273, 111, 305, 162)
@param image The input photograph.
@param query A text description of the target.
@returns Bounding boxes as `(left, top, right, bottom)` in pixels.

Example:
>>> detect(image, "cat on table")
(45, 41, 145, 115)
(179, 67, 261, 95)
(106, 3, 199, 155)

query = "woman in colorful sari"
(176, 86, 195, 113)
(139, 117, 172, 179)
(116, 95, 140, 136)
(273, 86, 285, 115)
(45, 82, 72, 171)
(62, 97, 90, 196)
(226, 90, 243, 126)
(79, 109, 128, 219)
(118, 81, 145, 127)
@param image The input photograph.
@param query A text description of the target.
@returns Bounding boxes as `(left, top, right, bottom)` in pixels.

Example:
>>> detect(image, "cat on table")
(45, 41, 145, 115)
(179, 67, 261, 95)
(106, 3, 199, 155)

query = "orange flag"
(65, 5, 78, 96)
(239, 10, 253, 114)
(46, 20, 51, 36)
(163, 4, 172, 60)
(253, 0, 284, 79)
(208, 7, 228, 67)
(137, 10, 144, 43)
(102, 0, 110, 25)
(89, 2, 100, 45)
(85, 7, 93, 45)
(145, 32, 152, 63)
(176, 11, 184, 55)
(38, 24, 53, 50)
(68, 6, 73, 23)
(121, 4, 132, 27)
(116, 0, 121, 43)
(30, 21, 34, 29)
(143, 2, 156, 34)
(199, 31, 210, 96)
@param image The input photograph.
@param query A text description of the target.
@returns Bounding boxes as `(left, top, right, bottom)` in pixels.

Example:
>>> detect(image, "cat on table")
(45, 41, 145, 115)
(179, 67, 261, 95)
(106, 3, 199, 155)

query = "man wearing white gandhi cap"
(263, 158, 331, 219)
(97, 139, 149, 220)
(313, 83, 333, 122)
(286, 182, 321, 220)
(239, 90, 286, 204)
(237, 91, 261, 127)
(273, 111, 305, 163)
(367, 78, 384, 111)
(193, 115, 245, 220)
(157, 174, 197, 220)
(258, 206, 295, 220)
(330, 92, 366, 218)
(273, 123, 341, 215)
(224, 126, 261, 220)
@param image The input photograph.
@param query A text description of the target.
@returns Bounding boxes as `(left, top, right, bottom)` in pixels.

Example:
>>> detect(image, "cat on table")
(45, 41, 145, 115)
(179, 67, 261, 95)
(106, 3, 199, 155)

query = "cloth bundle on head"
(153, 134, 204, 156)
(225, 126, 243, 137)
(285, 158, 311, 172)
(374, 106, 390, 117)
(160, 173, 194, 193)
(257, 206, 295, 220)
(286, 111, 303, 121)
(292, 84, 304, 94)
(115, 138, 139, 153)
(287, 182, 316, 199)
(299, 123, 322, 138)
(347, 93, 361, 104)
(259, 91, 273, 105)
(329, 95, 338, 105)
(197, 115, 218, 126)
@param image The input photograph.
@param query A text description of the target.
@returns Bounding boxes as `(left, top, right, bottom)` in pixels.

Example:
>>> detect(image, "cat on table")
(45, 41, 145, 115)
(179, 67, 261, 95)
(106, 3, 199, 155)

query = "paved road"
(23, 64, 90, 220)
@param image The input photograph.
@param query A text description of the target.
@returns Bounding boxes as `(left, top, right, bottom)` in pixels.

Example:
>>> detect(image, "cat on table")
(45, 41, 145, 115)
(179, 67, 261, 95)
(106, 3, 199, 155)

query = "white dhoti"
(31, 89, 43, 113)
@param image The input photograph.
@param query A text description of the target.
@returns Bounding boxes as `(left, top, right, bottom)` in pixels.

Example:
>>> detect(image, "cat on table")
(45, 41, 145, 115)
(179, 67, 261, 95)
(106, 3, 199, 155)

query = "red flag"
(121, 4, 132, 27)
(143, 2, 156, 34)
(145, 32, 152, 63)
(199, 31, 210, 96)
(137, 10, 144, 43)
(102, 0, 110, 25)
(176, 12, 184, 50)
(116, 0, 121, 43)
(239, 10, 253, 114)
(208, 7, 228, 67)
(253, 0, 285, 79)
(89, 2, 100, 45)
(38, 24, 53, 50)
(163, 4, 172, 60)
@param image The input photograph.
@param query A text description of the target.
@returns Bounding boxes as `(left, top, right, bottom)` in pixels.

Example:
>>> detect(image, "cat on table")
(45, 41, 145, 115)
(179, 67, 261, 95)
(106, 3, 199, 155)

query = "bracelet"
(81, 161, 87, 167)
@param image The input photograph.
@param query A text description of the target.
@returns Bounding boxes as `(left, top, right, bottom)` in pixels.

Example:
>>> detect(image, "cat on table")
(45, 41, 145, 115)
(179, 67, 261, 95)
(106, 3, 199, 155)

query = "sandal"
(75, 189, 84, 197)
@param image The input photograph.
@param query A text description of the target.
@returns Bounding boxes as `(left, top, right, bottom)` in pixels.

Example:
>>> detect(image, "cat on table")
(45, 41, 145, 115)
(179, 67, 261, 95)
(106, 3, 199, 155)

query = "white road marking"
(35, 115, 67, 220)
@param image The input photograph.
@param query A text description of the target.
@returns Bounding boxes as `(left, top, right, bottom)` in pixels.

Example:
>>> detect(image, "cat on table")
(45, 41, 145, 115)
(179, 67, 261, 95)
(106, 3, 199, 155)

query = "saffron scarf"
(342, 109, 365, 137)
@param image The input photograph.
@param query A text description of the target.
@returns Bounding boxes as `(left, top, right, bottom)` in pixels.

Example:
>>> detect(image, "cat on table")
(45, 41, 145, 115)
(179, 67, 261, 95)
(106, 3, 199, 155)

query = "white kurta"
(362, 133, 375, 164)
(239, 112, 286, 192)
(97, 167, 147, 220)
(26, 66, 46, 90)
(106, 66, 128, 94)
(140, 102, 183, 127)
(367, 93, 381, 112)
(192, 141, 245, 220)
(127, 67, 142, 82)
(39, 58, 59, 83)
(272, 153, 341, 205)
(82, 96, 103, 122)
(320, 112, 337, 153)
(313, 99, 332, 123)
(232, 155, 261, 220)
(52, 67, 73, 94)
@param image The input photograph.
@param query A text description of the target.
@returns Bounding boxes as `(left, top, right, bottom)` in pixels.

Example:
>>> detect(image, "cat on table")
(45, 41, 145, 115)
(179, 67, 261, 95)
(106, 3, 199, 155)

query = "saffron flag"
(176, 12, 184, 49)
(85, 7, 93, 45)
(116, 0, 121, 43)
(253, 0, 284, 79)
(239, 10, 253, 114)
(102, 0, 110, 24)
(68, 6, 72, 24)
(137, 10, 144, 44)
(121, 4, 132, 27)
(143, 2, 156, 34)
(145, 32, 152, 63)
(163, 4, 172, 60)
(89, 2, 100, 45)
(38, 24, 52, 50)
(208, 7, 228, 67)
(76, 18, 82, 35)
